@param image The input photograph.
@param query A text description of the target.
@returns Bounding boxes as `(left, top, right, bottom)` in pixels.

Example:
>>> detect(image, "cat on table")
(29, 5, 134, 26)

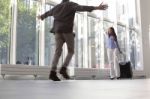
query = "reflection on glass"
(103, 0, 116, 21)
(116, 0, 127, 22)
(16, 0, 39, 65)
(127, 0, 136, 26)
(0, 0, 11, 64)
(129, 29, 142, 70)
(49, 0, 61, 3)
(117, 25, 126, 54)
(76, 14, 84, 68)
(44, 5, 55, 66)
(87, 17, 98, 68)
(73, 14, 78, 68)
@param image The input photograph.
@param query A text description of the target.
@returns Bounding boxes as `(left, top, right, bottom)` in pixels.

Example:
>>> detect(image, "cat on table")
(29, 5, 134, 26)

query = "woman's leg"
(114, 49, 120, 77)
(107, 49, 115, 78)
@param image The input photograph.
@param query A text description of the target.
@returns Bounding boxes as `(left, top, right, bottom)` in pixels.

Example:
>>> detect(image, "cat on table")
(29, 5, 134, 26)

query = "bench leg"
(34, 75, 37, 80)
(73, 76, 76, 80)
(92, 75, 96, 80)
(2, 74, 5, 80)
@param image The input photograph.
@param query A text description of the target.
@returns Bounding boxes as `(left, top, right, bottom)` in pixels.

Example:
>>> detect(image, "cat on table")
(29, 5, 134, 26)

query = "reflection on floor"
(0, 77, 150, 99)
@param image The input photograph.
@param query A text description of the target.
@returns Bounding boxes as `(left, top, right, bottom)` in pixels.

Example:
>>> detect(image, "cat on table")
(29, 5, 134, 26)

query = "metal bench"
(0, 64, 50, 79)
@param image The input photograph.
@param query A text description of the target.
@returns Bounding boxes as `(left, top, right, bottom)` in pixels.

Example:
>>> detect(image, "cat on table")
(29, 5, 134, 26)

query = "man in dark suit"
(38, 0, 108, 81)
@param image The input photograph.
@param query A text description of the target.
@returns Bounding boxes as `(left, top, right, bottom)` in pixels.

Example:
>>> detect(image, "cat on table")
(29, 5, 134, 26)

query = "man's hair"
(62, 0, 69, 3)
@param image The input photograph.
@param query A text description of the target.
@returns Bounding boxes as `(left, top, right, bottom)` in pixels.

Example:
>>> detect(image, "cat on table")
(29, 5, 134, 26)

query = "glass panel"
(76, 13, 84, 68)
(116, 0, 127, 23)
(73, 14, 78, 68)
(129, 29, 142, 70)
(16, 0, 39, 65)
(0, 0, 11, 64)
(44, 4, 55, 66)
(103, 0, 116, 21)
(48, 0, 61, 3)
(117, 25, 126, 60)
(129, 30, 136, 69)
(127, 0, 136, 27)
(87, 17, 99, 68)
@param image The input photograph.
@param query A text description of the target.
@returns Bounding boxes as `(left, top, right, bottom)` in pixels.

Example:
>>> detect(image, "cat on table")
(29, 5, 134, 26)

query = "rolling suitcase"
(119, 61, 133, 78)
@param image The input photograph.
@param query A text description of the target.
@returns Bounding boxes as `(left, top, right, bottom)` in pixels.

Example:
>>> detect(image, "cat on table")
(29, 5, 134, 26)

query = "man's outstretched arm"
(72, 2, 108, 12)
(95, 2, 108, 10)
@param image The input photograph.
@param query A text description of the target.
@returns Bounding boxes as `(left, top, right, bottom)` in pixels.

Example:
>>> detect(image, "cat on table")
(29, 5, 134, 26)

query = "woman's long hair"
(108, 27, 117, 41)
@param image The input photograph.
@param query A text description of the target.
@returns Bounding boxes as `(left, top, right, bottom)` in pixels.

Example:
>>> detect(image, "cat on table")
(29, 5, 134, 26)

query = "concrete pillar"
(140, 0, 150, 77)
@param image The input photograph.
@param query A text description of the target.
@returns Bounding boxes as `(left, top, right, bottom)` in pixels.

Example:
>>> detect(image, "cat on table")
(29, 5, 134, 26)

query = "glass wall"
(0, 0, 142, 71)
(117, 24, 126, 56)
(129, 29, 142, 70)
(75, 13, 84, 68)
(116, 0, 128, 23)
(87, 17, 98, 68)
(16, 0, 39, 65)
(103, 0, 116, 21)
(0, 0, 11, 64)
(127, 0, 137, 26)
(44, 4, 55, 66)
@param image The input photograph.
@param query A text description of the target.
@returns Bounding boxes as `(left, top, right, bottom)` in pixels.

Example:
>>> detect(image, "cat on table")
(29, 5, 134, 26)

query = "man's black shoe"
(116, 77, 121, 80)
(49, 71, 60, 81)
(59, 67, 70, 79)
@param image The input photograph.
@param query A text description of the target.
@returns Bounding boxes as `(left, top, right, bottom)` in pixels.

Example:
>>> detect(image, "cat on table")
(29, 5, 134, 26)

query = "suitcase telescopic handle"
(118, 52, 126, 62)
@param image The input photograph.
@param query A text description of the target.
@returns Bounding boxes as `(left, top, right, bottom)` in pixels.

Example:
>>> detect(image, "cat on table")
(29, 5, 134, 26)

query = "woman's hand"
(119, 50, 123, 54)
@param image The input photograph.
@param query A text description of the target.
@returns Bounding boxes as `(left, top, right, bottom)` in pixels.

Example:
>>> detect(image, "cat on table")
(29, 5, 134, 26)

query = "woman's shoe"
(110, 77, 115, 80)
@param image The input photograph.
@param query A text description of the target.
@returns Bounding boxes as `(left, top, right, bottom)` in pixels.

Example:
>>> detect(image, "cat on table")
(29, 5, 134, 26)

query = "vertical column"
(38, 0, 45, 66)
(99, 19, 104, 69)
(149, 25, 150, 45)
(136, 0, 143, 70)
(140, 0, 150, 77)
(82, 0, 88, 68)
(10, 0, 17, 64)
(83, 13, 88, 68)
(125, 0, 130, 61)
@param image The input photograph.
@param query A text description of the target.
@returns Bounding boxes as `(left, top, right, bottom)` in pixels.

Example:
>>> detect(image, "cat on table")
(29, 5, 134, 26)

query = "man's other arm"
(37, 8, 54, 20)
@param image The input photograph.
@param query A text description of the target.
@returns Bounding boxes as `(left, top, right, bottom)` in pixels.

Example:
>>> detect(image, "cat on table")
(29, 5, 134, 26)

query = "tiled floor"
(0, 78, 150, 99)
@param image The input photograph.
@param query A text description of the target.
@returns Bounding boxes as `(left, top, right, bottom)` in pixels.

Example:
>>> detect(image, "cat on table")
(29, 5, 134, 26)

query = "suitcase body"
(119, 61, 133, 78)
